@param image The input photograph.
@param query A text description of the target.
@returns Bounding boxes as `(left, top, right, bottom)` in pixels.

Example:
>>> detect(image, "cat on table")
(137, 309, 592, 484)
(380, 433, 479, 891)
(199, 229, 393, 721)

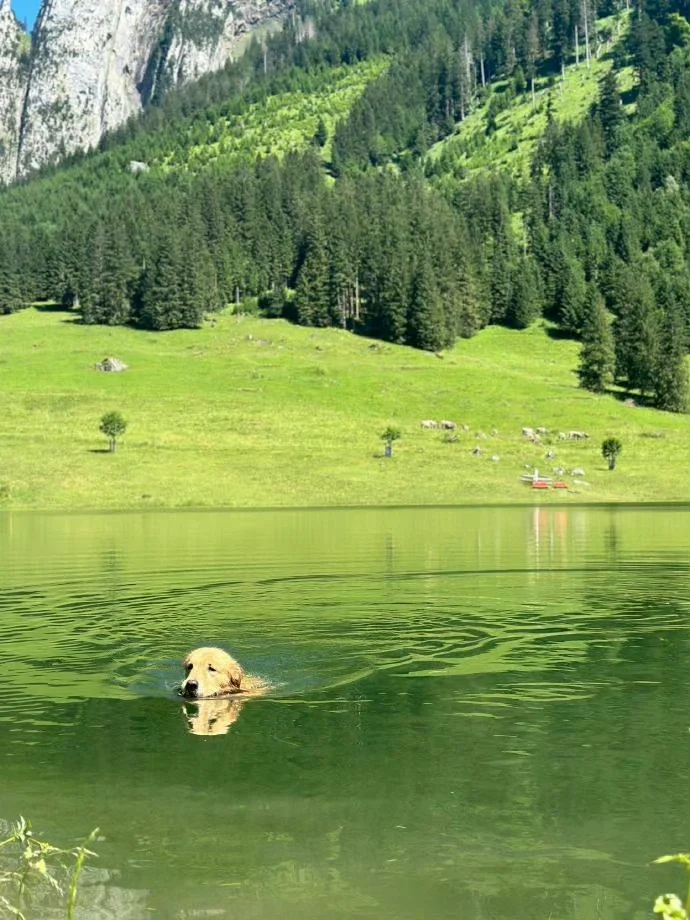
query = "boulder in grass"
(95, 357, 128, 373)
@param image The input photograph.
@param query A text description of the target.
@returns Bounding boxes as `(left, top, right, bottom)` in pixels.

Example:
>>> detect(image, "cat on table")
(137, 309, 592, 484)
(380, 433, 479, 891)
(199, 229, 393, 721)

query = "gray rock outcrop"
(0, 0, 291, 183)
(0, 0, 28, 184)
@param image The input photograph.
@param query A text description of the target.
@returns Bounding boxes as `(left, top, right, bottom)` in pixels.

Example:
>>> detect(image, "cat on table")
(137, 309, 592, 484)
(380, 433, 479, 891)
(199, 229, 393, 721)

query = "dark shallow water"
(0, 506, 688, 919)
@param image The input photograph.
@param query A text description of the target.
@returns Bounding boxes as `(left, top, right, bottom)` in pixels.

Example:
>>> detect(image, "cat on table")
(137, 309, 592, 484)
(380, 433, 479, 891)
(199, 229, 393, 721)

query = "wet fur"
(180, 647, 265, 700)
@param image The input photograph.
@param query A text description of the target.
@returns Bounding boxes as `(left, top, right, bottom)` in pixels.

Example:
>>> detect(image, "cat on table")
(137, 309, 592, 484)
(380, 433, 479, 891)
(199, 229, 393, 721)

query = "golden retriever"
(180, 647, 265, 700)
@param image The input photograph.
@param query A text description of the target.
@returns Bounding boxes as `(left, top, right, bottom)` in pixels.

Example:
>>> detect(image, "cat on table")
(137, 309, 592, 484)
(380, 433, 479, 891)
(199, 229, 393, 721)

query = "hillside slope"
(0, 0, 688, 449)
(0, 308, 687, 510)
(426, 13, 634, 183)
(0, 0, 292, 182)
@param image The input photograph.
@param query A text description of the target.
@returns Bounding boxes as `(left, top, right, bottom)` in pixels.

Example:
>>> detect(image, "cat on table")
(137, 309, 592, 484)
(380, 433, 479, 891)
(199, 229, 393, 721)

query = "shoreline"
(2, 499, 689, 516)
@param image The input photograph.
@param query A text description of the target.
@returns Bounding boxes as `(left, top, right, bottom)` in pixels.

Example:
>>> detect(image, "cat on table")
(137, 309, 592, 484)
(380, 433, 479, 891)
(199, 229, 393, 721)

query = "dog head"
(183, 698, 244, 736)
(180, 647, 244, 699)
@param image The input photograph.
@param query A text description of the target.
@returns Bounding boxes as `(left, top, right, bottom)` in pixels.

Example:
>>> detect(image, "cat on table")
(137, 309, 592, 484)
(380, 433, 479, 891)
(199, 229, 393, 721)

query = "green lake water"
(0, 506, 688, 919)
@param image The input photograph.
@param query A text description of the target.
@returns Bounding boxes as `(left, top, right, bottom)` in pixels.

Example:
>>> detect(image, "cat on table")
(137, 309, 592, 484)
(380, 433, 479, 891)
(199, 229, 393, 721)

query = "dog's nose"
(185, 680, 199, 695)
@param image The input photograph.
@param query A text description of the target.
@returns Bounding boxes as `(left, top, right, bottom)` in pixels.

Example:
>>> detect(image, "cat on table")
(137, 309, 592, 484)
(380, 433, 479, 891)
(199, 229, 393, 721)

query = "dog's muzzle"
(180, 680, 199, 698)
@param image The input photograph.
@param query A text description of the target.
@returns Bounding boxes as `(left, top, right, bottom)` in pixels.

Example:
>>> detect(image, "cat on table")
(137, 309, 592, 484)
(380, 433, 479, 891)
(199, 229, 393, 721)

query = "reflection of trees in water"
(100, 546, 124, 603)
(1, 619, 687, 920)
(1, 509, 688, 919)
(605, 520, 620, 561)
(1, 507, 686, 708)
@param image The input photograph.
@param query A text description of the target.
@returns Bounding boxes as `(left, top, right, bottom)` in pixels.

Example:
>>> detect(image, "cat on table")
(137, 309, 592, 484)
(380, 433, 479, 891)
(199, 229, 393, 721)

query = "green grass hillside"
(1, 308, 687, 511)
(427, 13, 634, 183)
(159, 59, 388, 172)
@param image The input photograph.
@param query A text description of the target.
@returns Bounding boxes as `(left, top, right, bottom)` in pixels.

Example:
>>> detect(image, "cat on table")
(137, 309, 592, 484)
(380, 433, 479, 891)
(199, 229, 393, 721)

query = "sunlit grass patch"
(157, 59, 389, 172)
(0, 308, 687, 510)
(427, 11, 634, 182)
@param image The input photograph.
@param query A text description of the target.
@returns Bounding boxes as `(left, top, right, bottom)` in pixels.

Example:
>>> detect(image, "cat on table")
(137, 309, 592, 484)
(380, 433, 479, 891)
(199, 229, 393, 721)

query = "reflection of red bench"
(553, 481, 568, 489)
(532, 481, 549, 489)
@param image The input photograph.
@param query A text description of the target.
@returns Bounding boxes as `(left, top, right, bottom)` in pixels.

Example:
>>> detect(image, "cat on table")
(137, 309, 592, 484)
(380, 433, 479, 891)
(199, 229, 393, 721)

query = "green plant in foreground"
(380, 426, 401, 458)
(601, 436, 622, 470)
(0, 817, 98, 919)
(653, 854, 690, 920)
(99, 411, 128, 453)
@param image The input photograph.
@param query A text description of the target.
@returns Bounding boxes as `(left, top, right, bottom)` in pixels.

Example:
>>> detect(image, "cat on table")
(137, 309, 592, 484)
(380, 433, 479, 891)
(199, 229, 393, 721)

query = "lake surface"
(0, 506, 688, 919)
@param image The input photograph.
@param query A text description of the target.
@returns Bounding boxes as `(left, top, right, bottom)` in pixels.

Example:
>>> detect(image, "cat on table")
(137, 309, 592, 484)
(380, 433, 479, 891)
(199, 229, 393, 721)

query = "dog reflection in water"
(179, 647, 267, 736)
(182, 697, 245, 736)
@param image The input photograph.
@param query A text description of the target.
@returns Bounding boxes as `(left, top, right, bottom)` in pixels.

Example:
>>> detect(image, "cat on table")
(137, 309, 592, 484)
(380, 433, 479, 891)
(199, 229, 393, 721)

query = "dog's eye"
(185, 663, 193, 673)
(208, 665, 216, 672)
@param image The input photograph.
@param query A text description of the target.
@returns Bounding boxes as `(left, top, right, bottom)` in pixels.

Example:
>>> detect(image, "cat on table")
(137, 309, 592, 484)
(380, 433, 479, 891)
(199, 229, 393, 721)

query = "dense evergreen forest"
(0, 0, 688, 411)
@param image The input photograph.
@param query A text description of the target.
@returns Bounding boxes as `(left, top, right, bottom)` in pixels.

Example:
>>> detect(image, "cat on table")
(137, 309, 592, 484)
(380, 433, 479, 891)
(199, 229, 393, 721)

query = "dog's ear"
(228, 663, 244, 691)
(220, 661, 243, 692)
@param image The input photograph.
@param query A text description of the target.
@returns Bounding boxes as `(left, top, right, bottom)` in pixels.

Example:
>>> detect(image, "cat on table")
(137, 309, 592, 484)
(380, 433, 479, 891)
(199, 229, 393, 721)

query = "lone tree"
(601, 437, 622, 471)
(381, 426, 401, 458)
(313, 117, 328, 147)
(100, 411, 127, 453)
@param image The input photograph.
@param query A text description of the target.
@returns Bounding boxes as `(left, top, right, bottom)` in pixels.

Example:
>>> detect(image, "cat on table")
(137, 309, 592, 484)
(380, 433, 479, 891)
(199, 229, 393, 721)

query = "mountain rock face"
(0, 0, 290, 183)
(0, 0, 28, 184)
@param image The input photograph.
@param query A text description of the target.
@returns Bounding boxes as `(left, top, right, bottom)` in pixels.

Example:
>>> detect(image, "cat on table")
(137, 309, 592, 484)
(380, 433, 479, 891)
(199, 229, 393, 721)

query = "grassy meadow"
(0, 307, 687, 510)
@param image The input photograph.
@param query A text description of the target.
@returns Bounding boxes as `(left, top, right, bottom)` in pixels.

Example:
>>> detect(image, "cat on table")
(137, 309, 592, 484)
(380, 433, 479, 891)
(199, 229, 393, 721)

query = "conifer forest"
(1, 0, 688, 413)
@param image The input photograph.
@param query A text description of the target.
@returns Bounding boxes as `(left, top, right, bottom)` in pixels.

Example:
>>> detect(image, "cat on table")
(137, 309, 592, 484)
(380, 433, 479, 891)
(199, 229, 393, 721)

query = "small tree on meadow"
(602, 437, 622, 470)
(381, 426, 401, 458)
(99, 411, 127, 453)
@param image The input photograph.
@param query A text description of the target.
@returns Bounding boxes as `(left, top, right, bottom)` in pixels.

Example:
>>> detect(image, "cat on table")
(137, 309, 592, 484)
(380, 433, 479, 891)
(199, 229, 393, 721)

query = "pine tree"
(327, 213, 359, 331)
(552, 0, 574, 70)
(597, 70, 623, 157)
(507, 257, 541, 329)
(407, 250, 446, 352)
(177, 242, 208, 329)
(629, 13, 667, 97)
(313, 118, 328, 148)
(0, 264, 22, 314)
(53, 221, 90, 309)
(295, 218, 332, 328)
(490, 239, 513, 324)
(137, 232, 185, 330)
(614, 270, 660, 397)
(82, 220, 133, 326)
(578, 288, 615, 393)
(557, 255, 587, 334)
(653, 298, 688, 413)
(369, 222, 409, 344)
(454, 259, 482, 339)
(0, 237, 23, 314)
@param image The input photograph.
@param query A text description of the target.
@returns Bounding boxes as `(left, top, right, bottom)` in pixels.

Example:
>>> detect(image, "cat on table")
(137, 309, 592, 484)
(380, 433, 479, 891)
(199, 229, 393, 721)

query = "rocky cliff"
(0, 0, 28, 184)
(0, 0, 290, 183)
